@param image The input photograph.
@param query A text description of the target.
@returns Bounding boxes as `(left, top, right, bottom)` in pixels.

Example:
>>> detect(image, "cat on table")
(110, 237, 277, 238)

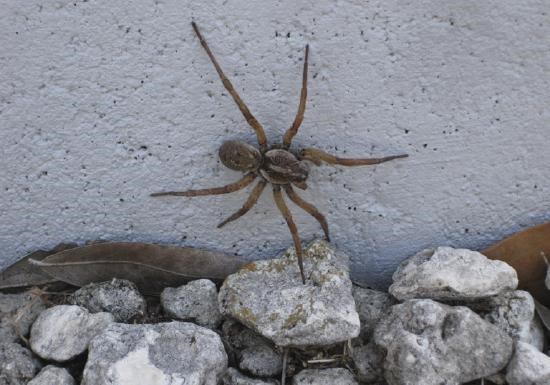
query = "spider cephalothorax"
(152, 22, 408, 283)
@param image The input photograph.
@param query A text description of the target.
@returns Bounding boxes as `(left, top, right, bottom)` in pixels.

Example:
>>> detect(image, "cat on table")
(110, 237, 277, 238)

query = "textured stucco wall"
(1, 0, 549, 288)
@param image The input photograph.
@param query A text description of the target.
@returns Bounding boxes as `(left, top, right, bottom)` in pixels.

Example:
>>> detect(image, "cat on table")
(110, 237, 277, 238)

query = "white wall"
(1, 0, 549, 288)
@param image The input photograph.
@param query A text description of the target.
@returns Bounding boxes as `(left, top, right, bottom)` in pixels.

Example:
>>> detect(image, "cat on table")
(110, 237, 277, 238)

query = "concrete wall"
(1, 0, 549, 288)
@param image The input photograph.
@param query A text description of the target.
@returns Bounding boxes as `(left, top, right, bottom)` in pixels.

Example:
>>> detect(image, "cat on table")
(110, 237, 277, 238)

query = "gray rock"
(219, 240, 360, 347)
(352, 286, 395, 340)
(291, 368, 358, 385)
(389, 247, 518, 301)
(161, 279, 223, 328)
(30, 305, 114, 361)
(374, 299, 513, 385)
(0, 342, 42, 385)
(506, 342, 550, 385)
(69, 278, 146, 322)
(81, 321, 227, 385)
(222, 367, 279, 385)
(239, 344, 282, 377)
(474, 290, 545, 351)
(0, 291, 46, 343)
(222, 319, 267, 351)
(28, 365, 75, 385)
(351, 341, 385, 383)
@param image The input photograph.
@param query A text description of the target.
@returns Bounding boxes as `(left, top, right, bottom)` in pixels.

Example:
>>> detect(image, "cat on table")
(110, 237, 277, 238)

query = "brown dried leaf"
(0, 243, 77, 290)
(29, 242, 246, 295)
(482, 221, 550, 306)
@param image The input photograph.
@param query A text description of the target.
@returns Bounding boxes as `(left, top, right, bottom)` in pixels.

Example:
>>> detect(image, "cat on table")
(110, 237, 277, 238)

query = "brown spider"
(152, 22, 408, 284)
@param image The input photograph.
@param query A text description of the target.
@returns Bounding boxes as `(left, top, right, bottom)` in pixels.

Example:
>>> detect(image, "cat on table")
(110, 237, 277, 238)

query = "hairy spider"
(152, 22, 408, 284)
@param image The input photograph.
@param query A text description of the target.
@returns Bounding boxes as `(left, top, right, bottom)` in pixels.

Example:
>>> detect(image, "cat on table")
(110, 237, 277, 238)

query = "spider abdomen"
(260, 149, 309, 187)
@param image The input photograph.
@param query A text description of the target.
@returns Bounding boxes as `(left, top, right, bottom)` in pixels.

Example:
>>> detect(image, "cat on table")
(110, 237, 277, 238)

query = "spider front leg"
(272, 185, 306, 284)
(282, 44, 309, 149)
(300, 147, 408, 166)
(191, 22, 268, 152)
(284, 184, 330, 242)
(151, 173, 256, 197)
(217, 179, 267, 228)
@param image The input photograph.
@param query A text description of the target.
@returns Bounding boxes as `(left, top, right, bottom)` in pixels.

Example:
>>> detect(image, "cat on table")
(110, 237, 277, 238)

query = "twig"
(281, 348, 289, 385)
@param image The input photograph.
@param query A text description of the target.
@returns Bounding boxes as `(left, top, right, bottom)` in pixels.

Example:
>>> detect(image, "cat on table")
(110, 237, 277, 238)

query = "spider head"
(219, 140, 262, 172)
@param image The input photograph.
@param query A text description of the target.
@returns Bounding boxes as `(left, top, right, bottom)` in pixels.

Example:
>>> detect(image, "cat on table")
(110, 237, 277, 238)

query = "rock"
(506, 342, 550, 385)
(222, 367, 279, 385)
(28, 365, 75, 385)
(161, 279, 223, 328)
(0, 342, 42, 385)
(473, 290, 545, 351)
(352, 286, 395, 340)
(389, 247, 518, 301)
(30, 305, 114, 361)
(219, 240, 360, 347)
(374, 299, 513, 385)
(0, 291, 46, 343)
(69, 278, 146, 322)
(351, 341, 385, 383)
(291, 368, 358, 385)
(221, 319, 283, 377)
(239, 344, 282, 377)
(81, 321, 227, 385)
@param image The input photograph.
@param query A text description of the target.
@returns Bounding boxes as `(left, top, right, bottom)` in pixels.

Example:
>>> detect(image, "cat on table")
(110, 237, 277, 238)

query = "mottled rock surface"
(389, 247, 518, 301)
(374, 299, 513, 385)
(28, 365, 75, 385)
(474, 290, 544, 350)
(222, 367, 279, 385)
(0, 291, 46, 343)
(291, 368, 358, 385)
(239, 344, 282, 377)
(0, 342, 42, 385)
(161, 279, 222, 328)
(351, 341, 385, 383)
(69, 278, 146, 322)
(81, 321, 227, 385)
(30, 305, 114, 361)
(506, 342, 550, 385)
(219, 240, 360, 346)
(352, 286, 395, 340)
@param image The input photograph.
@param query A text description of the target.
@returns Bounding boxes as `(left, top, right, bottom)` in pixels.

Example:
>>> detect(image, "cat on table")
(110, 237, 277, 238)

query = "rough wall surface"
(1, 0, 549, 288)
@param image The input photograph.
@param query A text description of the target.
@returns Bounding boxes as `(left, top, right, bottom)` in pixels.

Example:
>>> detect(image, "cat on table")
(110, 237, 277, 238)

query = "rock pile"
(0, 241, 549, 385)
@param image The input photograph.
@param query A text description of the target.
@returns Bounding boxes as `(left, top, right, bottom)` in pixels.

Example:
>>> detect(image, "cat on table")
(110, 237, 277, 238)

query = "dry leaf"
(29, 242, 246, 295)
(482, 221, 550, 306)
(0, 243, 77, 290)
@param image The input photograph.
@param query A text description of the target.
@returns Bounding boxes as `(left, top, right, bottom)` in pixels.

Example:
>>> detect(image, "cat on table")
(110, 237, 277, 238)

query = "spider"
(152, 22, 408, 284)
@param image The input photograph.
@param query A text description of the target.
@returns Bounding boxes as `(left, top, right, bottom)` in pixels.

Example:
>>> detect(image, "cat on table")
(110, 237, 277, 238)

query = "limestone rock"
(69, 278, 146, 322)
(0, 291, 46, 343)
(161, 279, 223, 328)
(0, 342, 42, 385)
(352, 286, 395, 340)
(374, 299, 513, 385)
(239, 344, 282, 377)
(81, 321, 227, 385)
(474, 290, 544, 350)
(506, 342, 550, 385)
(291, 368, 358, 385)
(30, 305, 114, 361)
(351, 341, 385, 383)
(28, 365, 75, 385)
(222, 367, 279, 385)
(389, 247, 518, 301)
(219, 240, 360, 347)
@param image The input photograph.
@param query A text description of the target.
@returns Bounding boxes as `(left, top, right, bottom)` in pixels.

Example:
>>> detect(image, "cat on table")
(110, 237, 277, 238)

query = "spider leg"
(151, 173, 256, 197)
(282, 44, 309, 148)
(272, 185, 306, 284)
(191, 22, 268, 152)
(217, 179, 267, 228)
(284, 184, 330, 242)
(300, 147, 408, 166)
